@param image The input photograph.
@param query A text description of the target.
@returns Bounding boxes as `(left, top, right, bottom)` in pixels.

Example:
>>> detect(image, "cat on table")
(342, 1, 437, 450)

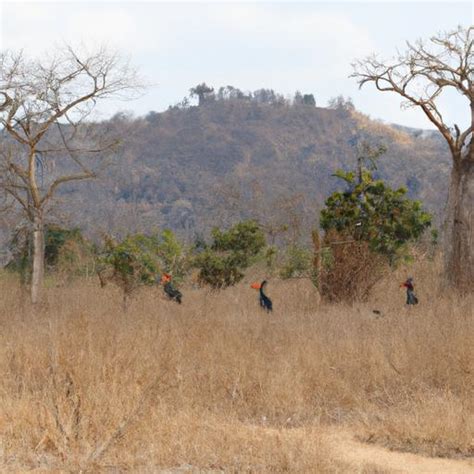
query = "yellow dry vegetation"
(351, 111, 414, 147)
(0, 260, 472, 472)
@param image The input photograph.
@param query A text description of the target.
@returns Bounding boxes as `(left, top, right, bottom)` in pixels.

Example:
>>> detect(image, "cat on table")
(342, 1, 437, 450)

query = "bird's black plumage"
(259, 280, 272, 312)
(402, 277, 418, 305)
(162, 279, 182, 304)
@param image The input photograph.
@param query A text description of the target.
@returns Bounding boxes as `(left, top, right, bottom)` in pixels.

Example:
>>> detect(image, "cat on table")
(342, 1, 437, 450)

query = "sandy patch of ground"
(328, 428, 474, 473)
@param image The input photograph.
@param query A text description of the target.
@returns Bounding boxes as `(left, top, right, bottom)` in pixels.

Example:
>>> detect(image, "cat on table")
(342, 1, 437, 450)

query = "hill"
(1, 91, 452, 253)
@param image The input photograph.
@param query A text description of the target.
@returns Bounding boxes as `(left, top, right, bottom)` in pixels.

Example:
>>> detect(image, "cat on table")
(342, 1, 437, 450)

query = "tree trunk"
(31, 211, 45, 304)
(312, 229, 321, 286)
(445, 157, 474, 293)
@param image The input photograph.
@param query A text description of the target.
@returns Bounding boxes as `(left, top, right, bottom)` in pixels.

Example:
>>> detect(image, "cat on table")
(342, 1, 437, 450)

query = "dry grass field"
(0, 260, 473, 472)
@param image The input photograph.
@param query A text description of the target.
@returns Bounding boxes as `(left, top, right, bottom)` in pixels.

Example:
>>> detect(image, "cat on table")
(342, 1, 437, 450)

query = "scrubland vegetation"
(0, 26, 472, 472)
(0, 258, 472, 472)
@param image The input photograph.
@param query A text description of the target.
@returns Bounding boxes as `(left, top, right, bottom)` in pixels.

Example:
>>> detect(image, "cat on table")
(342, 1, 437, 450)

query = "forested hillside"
(2, 88, 451, 252)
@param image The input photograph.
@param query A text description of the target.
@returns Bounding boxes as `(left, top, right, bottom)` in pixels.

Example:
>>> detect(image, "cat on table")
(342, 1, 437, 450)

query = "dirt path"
(328, 428, 474, 473)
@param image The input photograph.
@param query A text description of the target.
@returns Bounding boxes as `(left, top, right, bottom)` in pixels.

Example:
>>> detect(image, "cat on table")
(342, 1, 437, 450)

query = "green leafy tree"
(318, 144, 431, 302)
(98, 230, 189, 310)
(98, 234, 161, 311)
(194, 220, 266, 289)
(155, 229, 190, 282)
(320, 170, 432, 264)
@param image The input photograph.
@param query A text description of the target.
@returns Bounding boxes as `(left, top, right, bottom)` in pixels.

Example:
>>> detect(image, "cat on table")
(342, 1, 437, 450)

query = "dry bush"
(0, 262, 472, 471)
(318, 230, 388, 302)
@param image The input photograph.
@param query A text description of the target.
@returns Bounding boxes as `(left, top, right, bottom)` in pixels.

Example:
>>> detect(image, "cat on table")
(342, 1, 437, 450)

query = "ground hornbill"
(401, 277, 418, 305)
(160, 274, 183, 304)
(251, 280, 273, 312)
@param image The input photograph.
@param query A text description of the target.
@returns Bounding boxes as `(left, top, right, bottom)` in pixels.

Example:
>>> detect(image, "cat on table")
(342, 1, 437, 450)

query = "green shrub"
(320, 169, 432, 264)
(98, 234, 160, 310)
(194, 220, 266, 289)
(155, 229, 190, 282)
(98, 230, 190, 309)
(318, 165, 432, 302)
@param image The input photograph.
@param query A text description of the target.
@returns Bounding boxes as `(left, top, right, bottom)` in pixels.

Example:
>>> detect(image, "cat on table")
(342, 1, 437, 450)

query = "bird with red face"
(400, 277, 418, 305)
(251, 280, 273, 312)
(160, 273, 183, 304)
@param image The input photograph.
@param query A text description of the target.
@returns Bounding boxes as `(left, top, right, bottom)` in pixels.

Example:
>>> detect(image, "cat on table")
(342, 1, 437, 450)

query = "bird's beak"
(250, 282, 261, 290)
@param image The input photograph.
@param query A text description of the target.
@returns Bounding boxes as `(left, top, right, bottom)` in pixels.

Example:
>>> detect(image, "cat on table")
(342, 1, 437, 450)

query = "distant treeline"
(155, 82, 356, 111)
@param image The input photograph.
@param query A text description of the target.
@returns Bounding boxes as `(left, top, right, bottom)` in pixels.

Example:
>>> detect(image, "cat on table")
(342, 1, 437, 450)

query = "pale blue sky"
(1, 1, 472, 129)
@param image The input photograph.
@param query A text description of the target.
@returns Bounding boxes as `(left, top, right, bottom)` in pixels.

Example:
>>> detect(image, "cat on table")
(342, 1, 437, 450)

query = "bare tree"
(352, 26, 473, 292)
(0, 45, 143, 302)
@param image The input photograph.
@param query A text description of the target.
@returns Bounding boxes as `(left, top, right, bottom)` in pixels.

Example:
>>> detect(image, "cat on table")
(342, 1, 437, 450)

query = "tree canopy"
(320, 169, 432, 263)
(194, 220, 266, 289)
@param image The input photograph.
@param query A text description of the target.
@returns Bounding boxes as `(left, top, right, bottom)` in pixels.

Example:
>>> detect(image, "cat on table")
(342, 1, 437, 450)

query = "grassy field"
(0, 260, 472, 472)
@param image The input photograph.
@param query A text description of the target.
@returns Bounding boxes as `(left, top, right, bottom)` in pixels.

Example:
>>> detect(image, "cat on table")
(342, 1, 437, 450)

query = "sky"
(1, 0, 472, 129)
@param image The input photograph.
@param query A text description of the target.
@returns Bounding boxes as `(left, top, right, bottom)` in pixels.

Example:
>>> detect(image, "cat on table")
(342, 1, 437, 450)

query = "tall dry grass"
(0, 260, 472, 471)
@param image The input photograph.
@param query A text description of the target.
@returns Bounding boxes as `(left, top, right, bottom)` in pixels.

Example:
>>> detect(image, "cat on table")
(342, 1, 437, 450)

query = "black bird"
(161, 274, 183, 304)
(400, 277, 418, 306)
(251, 280, 273, 312)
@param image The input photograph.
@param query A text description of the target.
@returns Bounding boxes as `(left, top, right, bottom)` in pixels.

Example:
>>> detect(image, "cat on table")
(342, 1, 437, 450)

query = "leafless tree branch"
(0, 44, 145, 301)
(352, 26, 473, 163)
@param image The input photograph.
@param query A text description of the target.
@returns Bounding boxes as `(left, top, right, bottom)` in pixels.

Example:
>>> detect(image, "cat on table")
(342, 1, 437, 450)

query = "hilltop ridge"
(0, 92, 451, 253)
(60, 94, 449, 241)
